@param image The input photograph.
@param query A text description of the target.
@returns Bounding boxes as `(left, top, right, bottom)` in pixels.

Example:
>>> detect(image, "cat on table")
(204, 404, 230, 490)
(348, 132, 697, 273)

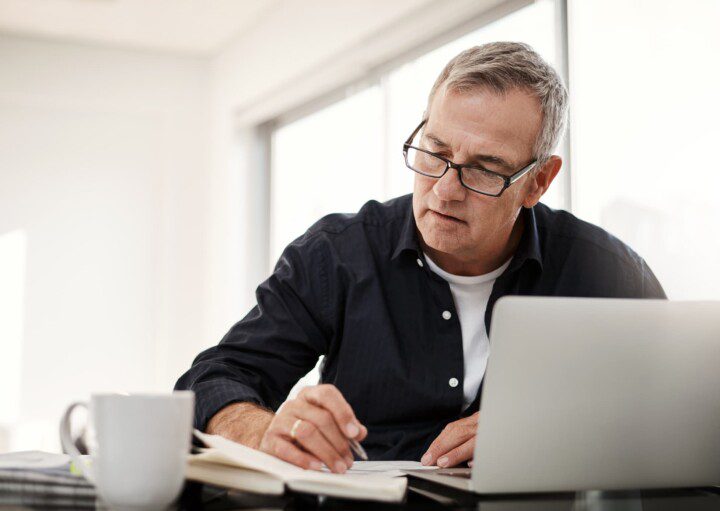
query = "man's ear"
(522, 155, 562, 208)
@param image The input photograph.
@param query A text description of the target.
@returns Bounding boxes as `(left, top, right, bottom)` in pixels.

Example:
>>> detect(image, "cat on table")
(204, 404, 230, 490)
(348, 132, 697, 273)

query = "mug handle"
(59, 401, 95, 484)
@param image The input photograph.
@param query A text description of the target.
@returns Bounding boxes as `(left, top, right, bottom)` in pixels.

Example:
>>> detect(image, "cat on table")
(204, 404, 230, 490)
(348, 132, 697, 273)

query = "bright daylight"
(1, 0, 719, 508)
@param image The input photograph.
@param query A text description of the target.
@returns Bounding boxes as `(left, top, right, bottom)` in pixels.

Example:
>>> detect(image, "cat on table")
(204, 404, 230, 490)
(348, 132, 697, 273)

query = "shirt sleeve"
(638, 256, 667, 299)
(174, 233, 333, 431)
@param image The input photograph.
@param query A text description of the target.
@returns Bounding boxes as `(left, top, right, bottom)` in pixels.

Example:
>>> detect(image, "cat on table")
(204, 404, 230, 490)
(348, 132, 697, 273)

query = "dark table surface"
(177, 481, 720, 511)
(2, 481, 719, 509)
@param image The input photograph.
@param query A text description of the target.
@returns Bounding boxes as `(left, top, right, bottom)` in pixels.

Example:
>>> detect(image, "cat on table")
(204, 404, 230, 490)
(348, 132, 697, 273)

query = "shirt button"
(416, 258, 424, 268)
(442, 310, 452, 320)
(448, 377, 459, 388)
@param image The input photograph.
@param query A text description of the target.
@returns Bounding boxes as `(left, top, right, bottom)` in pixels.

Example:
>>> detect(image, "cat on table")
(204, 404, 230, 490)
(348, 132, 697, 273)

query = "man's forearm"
(206, 402, 275, 449)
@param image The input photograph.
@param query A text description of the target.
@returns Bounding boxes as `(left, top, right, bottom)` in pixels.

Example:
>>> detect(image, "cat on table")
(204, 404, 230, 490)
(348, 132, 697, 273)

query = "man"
(176, 42, 665, 475)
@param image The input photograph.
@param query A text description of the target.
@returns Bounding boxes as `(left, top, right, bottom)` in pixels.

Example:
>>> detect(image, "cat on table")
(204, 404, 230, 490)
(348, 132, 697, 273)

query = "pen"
(349, 438, 368, 461)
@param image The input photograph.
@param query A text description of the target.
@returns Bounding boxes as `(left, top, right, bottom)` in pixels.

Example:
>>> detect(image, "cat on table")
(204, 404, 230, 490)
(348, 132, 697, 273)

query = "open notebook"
(187, 431, 408, 502)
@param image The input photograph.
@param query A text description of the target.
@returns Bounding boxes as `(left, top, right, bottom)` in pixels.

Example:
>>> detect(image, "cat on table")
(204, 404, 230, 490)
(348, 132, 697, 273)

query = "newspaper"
(0, 451, 96, 507)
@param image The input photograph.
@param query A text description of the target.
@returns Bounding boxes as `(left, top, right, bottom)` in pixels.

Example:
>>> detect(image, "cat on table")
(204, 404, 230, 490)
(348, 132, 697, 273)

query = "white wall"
(0, 35, 210, 450)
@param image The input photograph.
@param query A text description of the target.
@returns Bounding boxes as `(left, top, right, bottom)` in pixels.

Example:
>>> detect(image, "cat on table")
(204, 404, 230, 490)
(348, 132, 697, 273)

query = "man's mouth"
(430, 209, 464, 223)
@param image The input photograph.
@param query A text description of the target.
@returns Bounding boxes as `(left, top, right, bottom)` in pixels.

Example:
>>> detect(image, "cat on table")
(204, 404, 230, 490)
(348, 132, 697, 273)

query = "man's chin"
(420, 232, 465, 256)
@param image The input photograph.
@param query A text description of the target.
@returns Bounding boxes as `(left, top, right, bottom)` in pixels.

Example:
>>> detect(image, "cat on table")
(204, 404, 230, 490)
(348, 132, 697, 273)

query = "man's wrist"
(206, 402, 274, 449)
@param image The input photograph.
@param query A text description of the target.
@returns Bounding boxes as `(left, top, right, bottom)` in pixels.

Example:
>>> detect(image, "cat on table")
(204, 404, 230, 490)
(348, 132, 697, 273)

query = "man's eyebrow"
(424, 131, 514, 171)
(424, 133, 450, 150)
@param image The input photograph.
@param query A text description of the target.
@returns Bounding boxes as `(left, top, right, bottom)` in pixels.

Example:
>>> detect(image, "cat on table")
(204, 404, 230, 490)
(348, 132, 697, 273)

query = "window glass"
(270, 86, 383, 265)
(569, 0, 720, 299)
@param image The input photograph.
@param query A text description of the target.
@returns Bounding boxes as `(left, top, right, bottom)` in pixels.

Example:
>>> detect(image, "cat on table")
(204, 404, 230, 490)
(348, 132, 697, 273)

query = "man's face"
(412, 85, 544, 260)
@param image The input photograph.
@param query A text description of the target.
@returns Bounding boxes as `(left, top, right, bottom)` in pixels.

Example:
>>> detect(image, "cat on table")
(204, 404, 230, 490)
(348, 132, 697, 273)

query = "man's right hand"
(206, 384, 367, 474)
(259, 384, 367, 473)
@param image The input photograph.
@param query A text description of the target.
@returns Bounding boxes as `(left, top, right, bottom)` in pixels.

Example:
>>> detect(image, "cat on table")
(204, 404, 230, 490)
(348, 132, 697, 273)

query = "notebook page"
(194, 431, 407, 501)
(347, 461, 437, 473)
(194, 431, 306, 479)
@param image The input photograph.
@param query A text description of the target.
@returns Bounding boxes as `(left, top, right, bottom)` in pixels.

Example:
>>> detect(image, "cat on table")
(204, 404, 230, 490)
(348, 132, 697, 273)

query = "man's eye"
(421, 143, 446, 157)
(468, 163, 493, 173)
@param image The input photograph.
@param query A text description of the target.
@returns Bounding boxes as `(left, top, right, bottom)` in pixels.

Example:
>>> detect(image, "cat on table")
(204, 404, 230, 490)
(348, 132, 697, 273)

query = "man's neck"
(419, 212, 525, 276)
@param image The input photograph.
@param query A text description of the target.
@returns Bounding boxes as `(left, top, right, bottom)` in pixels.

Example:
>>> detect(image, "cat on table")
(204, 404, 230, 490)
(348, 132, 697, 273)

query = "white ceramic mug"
(60, 392, 194, 510)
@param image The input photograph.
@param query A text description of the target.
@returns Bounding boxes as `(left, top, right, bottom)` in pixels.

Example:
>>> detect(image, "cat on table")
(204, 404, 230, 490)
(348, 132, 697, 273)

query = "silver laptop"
(408, 297, 720, 493)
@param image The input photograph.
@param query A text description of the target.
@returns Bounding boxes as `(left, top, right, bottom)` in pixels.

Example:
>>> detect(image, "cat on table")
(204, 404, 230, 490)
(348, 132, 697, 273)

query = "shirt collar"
(390, 197, 422, 261)
(508, 205, 543, 274)
(391, 198, 543, 274)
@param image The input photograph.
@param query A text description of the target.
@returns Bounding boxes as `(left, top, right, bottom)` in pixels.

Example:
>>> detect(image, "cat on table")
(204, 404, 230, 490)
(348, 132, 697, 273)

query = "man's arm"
(638, 256, 666, 299)
(206, 402, 275, 449)
(175, 233, 368, 473)
(175, 234, 332, 435)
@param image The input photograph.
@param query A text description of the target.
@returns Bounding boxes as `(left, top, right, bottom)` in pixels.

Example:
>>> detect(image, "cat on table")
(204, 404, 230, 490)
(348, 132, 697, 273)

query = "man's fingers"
(284, 416, 348, 473)
(292, 403, 354, 465)
(261, 384, 368, 473)
(435, 438, 475, 468)
(421, 419, 476, 466)
(270, 437, 324, 471)
(299, 384, 365, 439)
(421, 428, 463, 466)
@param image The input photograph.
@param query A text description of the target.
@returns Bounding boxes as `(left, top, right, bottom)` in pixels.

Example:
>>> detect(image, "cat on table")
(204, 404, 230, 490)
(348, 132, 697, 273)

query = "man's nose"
(433, 166, 467, 202)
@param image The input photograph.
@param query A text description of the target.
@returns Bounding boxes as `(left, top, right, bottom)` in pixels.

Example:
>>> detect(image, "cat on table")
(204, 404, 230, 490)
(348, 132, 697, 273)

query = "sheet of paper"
(341, 460, 438, 478)
(0, 451, 70, 470)
(348, 461, 437, 472)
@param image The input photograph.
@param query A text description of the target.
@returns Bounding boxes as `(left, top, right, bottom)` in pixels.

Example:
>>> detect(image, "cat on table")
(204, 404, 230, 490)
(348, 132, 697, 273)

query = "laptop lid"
(471, 297, 720, 493)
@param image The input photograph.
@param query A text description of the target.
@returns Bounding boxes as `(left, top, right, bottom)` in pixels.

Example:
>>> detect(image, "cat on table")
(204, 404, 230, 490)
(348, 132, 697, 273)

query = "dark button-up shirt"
(175, 193, 666, 460)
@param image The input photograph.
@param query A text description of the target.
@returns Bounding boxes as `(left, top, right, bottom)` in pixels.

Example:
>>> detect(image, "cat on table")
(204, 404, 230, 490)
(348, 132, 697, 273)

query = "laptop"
(408, 296, 720, 493)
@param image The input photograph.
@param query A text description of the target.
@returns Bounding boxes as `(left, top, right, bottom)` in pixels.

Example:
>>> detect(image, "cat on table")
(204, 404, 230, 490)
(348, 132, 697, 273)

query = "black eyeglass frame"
(402, 119, 538, 197)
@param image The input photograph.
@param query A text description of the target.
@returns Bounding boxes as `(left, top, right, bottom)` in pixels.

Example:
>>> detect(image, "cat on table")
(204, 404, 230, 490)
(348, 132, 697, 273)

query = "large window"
(271, 0, 720, 303)
(267, 0, 720, 399)
(270, 0, 560, 268)
(270, 0, 560, 395)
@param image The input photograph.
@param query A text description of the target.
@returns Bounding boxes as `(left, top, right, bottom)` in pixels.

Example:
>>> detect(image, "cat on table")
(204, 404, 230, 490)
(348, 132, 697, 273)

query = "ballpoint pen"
(349, 438, 368, 461)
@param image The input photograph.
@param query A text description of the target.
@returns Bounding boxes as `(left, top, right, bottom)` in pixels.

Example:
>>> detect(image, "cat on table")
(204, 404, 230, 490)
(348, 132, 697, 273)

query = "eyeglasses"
(402, 119, 538, 197)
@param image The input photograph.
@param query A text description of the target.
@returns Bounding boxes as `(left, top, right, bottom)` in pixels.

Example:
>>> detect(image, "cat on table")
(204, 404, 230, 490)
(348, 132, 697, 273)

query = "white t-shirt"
(423, 252, 512, 410)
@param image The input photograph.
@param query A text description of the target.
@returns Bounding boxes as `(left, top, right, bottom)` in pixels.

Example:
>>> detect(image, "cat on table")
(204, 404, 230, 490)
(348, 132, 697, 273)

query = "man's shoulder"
(278, 194, 411, 266)
(306, 193, 411, 238)
(534, 202, 644, 268)
(533, 202, 665, 298)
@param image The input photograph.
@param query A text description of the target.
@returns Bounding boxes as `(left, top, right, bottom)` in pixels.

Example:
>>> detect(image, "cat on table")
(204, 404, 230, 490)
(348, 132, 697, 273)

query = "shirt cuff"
(189, 380, 265, 432)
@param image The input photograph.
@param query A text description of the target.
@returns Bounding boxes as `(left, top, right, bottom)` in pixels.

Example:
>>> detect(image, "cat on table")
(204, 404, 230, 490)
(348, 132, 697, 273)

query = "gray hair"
(427, 41, 568, 166)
